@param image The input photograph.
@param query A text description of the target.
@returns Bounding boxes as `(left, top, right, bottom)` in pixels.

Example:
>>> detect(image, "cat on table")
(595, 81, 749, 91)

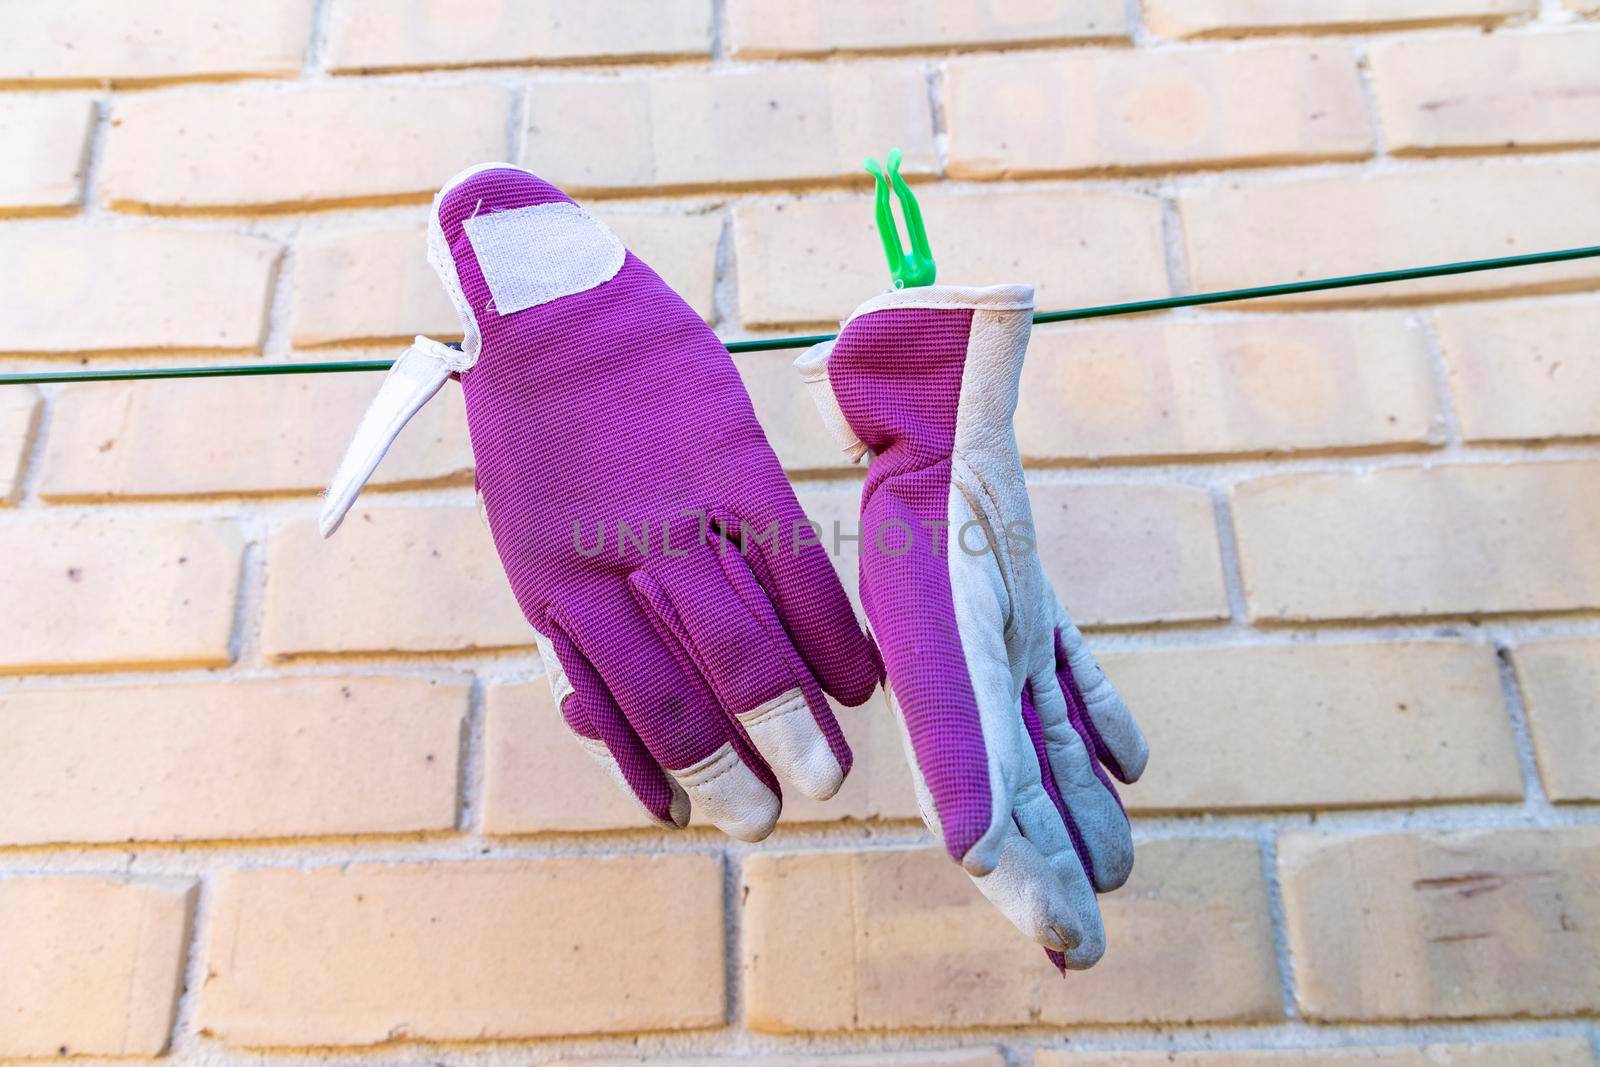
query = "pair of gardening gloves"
(322, 164, 1148, 971)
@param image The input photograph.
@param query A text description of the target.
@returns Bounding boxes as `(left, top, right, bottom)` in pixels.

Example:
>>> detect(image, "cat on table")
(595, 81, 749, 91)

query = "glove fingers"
(535, 623, 687, 829)
(629, 533, 852, 802)
(717, 542, 855, 797)
(1024, 675, 1134, 892)
(1056, 616, 1149, 783)
(720, 503, 880, 708)
(970, 822, 1105, 969)
(1020, 682, 1091, 875)
(558, 597, 782, 842)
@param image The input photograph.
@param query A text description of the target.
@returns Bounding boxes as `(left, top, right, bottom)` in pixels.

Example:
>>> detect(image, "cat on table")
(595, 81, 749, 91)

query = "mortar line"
(74, 98, 111, 218)
(1122, 0, 1156, 47)
(1259, 829, 1301, 1020)
(1209, 484, 1251, 624)
(456, 674, 489, 832)
(5, 433, 1600, 516)
(8, 795, 1600, 875)
(301, 0, 335, 77)
(255, 235, 298, 361)
(12, 381, 54, 508)
(710, 206, 741, 336)
(722, 847, 742, 1031)
(24, 1013, 1600, 1065)
(709, 0, 729, 63)
(163, 872, 212, 1062)
(224, 530, 266, 670)
(1353, 39, 1390, 160)
(1492, 642, 1555, 812)
(926, 60, 949, 174)
(508, 80, 528, 165)
(1413, 308, 1466, 450)
(1159, 191, 1192, 297)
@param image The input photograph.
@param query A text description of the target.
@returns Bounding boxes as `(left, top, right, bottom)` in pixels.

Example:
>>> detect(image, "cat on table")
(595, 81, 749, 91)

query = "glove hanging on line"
(323, 163, 879, 840)
(796, 282, 1149, 969)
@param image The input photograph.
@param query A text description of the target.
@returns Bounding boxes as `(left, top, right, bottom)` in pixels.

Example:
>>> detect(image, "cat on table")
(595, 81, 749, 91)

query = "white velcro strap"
(319, 336, 455, 538)
(463, 201, 625, 316)
(793, 340, 869, 464)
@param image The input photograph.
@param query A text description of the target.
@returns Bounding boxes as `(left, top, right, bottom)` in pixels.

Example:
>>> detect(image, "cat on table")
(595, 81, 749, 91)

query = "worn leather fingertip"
(666, 779, 691, 829)
(968, 798, 1022, 876)
(960, 830, 1006, 878)
(1060, 923, 1106, 970)
(1119, 734, 1151, 783)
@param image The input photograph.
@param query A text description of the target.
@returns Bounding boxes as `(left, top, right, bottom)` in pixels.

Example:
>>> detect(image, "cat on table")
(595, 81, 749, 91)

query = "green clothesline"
(3, 243, 1599, 386)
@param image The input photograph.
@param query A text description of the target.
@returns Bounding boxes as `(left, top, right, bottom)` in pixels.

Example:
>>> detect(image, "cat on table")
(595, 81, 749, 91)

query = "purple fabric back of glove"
(826, 307, 993, 862)
(434, 169, 864, 816)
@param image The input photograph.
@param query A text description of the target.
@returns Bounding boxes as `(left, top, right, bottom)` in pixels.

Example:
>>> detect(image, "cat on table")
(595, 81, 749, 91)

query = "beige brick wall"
(1, 1, 1598, 1064)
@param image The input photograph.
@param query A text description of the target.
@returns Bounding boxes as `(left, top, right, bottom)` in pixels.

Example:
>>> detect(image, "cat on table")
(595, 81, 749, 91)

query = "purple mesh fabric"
(1023, 683, 1085, 978)
(826, 306, 993, 863)
(1021, 684, 1090, 869)
(1057, 629, 1132, 791)
(437, 167, 876, 823)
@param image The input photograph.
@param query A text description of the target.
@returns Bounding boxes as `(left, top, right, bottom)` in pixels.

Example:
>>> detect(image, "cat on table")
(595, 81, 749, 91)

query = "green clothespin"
(865, 147, 936, 289)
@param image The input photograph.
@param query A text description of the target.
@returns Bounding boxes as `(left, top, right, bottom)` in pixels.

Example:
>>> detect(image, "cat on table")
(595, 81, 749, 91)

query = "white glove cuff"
(793, 340, 870, 464)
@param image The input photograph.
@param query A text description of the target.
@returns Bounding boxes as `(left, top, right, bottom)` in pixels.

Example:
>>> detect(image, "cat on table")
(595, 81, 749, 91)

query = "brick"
(1105, 642, 1521, 813)
(291, 212, 720, 345)
(324, 0, 710, 71)
(0, 93, 93, 214)
(1280, 827, 1600, 1020)
(1434, 299, 1600, 443)
(1017, 314, 1440, 462)
(558, 1055, 1004, 1067)
(0, 875, 196, 1058)
(945, 43, 1370, 179)
(735, 187, 1167, 327)
(197, 854, 724, 1045)
(0, 0, 311, 86)
(1037, 1039, 1597, 1066)
(1231, 461, 1600, 622)
(481, 680, 647, 833)
(523, 63, 936, 195)
(1513, 638, 1600, 802)
(791, 486, 871, 617)
(39, 372, 472, 500)
(1032, 483, 1229, 626)
(726, 0, 1126, 57)
(483, 679, 915, 833)
(0, 515, 241, 673)
(740, 349, 859, 471)
(0, 386, 39, 503)
(603, 211, 722, 322)
(102, 83, 512, 212)
(0, 676, 463, 845)
(289, 223, 459, 345)
(1179, 160, 1600, 306)
(742, 838, 1281, 1031)
(1372, 32, 1600, 156)
(1142, 0, 1534, 38)
(0, 227, 278, 354)
(261, 506, 528, 659)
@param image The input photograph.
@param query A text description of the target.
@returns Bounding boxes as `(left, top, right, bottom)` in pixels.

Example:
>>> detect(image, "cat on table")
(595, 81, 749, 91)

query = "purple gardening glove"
(796, 284, 1148, 969)
(323, 164, 879, 840)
